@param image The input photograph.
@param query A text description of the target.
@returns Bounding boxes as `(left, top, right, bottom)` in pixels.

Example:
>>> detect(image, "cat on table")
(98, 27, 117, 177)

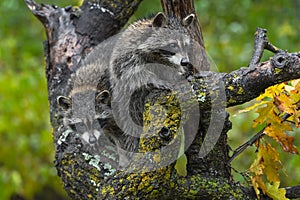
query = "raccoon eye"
(69, 118, 80, 130)
(69, 123, 77, 131)
(169, 43, 179, 51)
(69, 121, 85, 132)
(69, 123, 78, 131)
(159, 43, 179, 55)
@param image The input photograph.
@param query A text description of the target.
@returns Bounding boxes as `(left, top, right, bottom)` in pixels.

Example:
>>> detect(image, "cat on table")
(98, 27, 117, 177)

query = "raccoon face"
(157, 38, 193, 75)
(138, 12, 196, 76)
(67, 115, 103, 144)
(57, 90, 111, 145)
(138, 33, 194, 76)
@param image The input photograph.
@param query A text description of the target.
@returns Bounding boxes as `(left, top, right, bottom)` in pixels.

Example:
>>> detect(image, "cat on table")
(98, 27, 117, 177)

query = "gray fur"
(57, 13, 206, 167)
(57, 37, 136, 167)
(57, 51, 115, 147)
(109, 13, 204, 139)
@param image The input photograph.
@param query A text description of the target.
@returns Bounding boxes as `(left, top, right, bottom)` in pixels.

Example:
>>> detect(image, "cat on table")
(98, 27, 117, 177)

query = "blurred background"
(0, 0, 299, 199)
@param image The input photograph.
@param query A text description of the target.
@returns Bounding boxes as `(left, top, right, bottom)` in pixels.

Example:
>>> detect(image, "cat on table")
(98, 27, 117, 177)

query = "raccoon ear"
(183, 14, 195, 27)
(96, 90, 110, 104)
(152, 12, 167, 27)
(57, 96, 72, 110)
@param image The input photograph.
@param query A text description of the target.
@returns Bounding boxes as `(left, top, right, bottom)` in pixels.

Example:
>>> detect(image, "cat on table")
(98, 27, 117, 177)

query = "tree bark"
(25, 0, 300, 199)
(161, 0, 205, 47)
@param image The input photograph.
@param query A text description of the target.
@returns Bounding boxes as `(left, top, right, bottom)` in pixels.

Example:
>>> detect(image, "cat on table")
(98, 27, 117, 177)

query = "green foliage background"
(0, 0, 299, 199)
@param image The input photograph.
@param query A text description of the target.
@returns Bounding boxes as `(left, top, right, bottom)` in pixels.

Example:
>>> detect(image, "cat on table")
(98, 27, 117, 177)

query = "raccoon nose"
(180, 57, 190, 66)
(89, 134, 97, 144)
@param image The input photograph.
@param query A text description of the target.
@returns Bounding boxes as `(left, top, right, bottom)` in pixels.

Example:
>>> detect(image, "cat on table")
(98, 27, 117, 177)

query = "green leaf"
(175, 153, 187, 177)
(175, 128, 187, 177)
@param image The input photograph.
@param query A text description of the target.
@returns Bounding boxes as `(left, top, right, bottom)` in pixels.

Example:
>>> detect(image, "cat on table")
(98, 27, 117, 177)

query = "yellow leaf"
(265, 126, 298, 154)
(274, 95, 295, 115)
(250, 148, 266, 198)
(271, 83, 286, 96)
(251, 175, 265, 199)
(238, 100, 267, 114)
(260, 143, 281, 183)
(258, 84, 284, 101)
(250, 142, 284, 198)
(244, 80, 300, 200)
(250, 151, 264, 176)
(292, 79, 300, 89)
(293, 110, 300, 128)
(268, 118, 293, 132)
(253, 103, 274, 127)
(266, 182, 289, 200)
(284, 84, 295, 93)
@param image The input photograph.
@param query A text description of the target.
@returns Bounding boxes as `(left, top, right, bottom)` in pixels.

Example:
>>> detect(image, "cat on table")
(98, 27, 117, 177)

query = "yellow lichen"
(237, 87, 244, 95)
(153, 153, 161, 163)
(101, 185, 115, 196)
(274, 68, 282, 74)
(229, 98, 237, 104)
(227, 85, 234, 90)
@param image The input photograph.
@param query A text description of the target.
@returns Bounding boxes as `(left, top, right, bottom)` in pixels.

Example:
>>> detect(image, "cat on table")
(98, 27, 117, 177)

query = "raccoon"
(56, 56, 137, 167)
(56, 61, 116, 147)
(110, 12, 199, 82)
(108, 12, 204, 139)
(56, 12, 204, 163)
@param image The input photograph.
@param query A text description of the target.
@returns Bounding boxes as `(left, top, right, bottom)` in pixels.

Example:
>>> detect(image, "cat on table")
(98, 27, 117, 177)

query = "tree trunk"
(25, 0, 300, 199)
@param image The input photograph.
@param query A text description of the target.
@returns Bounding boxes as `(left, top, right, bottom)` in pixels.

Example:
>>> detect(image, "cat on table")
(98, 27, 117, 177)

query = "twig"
(229, 104, 300, 163)
(249, 27, 283, 69)
(228, 128, 265, 163)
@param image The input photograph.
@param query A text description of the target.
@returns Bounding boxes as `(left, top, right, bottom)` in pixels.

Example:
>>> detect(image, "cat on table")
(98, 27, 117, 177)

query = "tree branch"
(25, 0, 142, 77)
(285, 185, 300, 199)
(249, 28, 282, 69)
(189, 51, 300, 111)
(224, 51, 300, 107)
(24, 0, 142, 130)
(228, 128, 265, 163)
(77, 0, 142, 44)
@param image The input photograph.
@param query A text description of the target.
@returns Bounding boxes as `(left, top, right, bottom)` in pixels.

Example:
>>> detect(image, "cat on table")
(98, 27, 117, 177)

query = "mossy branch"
(190, 51, 300, 109)
(224, 51, 300, 107)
